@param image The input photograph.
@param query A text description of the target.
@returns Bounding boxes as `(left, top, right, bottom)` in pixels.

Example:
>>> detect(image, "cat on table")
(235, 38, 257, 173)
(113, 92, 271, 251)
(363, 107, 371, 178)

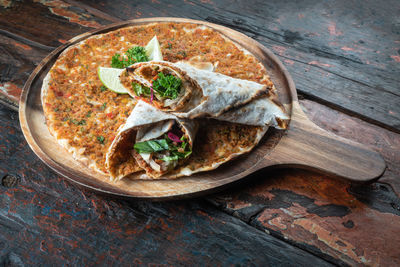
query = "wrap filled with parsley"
(106, 100, 198, 180)
(120, 61, 204, 112)
(121, 61, 288, 129)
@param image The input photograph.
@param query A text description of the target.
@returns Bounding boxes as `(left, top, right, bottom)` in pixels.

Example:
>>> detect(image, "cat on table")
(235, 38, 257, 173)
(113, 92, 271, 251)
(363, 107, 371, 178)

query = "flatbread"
(41, 22, 284, 180)
(217, 97, 288, 128)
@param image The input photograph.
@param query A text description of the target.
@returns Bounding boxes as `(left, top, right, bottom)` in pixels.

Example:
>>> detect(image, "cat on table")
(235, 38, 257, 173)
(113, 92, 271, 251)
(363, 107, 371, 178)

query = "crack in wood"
(299, 93, 400, 134)
(204, 15, 364, 66)
(276, 53, 400, 98)
(204, 197, 342, 266)
(0, 29, 55, 51)
(62, 0, 123, 23)
(0, 95, 18, 111)
(348, 182, 400, 216)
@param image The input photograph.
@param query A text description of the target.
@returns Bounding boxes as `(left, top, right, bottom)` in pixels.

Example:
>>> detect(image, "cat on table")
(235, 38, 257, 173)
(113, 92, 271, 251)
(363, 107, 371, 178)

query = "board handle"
(261, 102, 386, 182)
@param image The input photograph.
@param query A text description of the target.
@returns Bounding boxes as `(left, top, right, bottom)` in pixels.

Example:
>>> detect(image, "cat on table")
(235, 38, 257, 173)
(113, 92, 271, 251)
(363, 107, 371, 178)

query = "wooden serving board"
(19, 18, 386, 200)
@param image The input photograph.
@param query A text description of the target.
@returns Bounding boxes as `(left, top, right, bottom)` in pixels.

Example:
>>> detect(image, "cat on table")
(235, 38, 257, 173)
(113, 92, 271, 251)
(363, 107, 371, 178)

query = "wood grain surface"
(2, 0, 400, 133)
(1, 106, 335, 266)
(263, 101, 386, 181)
(19, 17, 385, 200)
(5, 0, 399, 131)
(1, 0, 400, 266)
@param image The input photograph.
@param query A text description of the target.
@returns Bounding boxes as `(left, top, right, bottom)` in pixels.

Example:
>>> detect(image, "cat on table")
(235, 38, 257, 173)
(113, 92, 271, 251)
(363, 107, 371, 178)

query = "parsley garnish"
(100, 85, 107, 92)
(152, 73, 182, 99)
(111, 54, 125, 68)
(97, 136, 105, 144)
(133, 136, 191, 162)
(132, 82, 151, 96)
(86, 111, 92, 117)
(111, 46, 149, 68)
(161, 135, 192, 161)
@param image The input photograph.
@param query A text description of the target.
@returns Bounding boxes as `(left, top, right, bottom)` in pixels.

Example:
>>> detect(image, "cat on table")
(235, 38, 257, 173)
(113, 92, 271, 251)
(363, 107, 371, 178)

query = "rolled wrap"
(120, 61, 204, 112)
(106, 101, 198, 180)
(173, 62, 289, 129)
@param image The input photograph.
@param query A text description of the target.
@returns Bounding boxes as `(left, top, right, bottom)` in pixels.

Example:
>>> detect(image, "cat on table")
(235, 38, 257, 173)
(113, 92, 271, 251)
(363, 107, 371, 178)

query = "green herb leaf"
(132, 82, 150, 96)
(97, 135, 105, 144)
(161, 150, 191, 162)
(134, 139, 169, 153)
(173, 150, 192, 159)
(161, 155, 179, 161)
(86, 111, 92, 117)
(181, 141, 187, 150)
(125, 46, 149, 64)
(111, 46, 149, 68)
(152, 72, 182, 99)
(100, 103, 107, 111)
(111, 53, 125, 68)
(135, 135, 192, 162)
(100, 85, 108, 92)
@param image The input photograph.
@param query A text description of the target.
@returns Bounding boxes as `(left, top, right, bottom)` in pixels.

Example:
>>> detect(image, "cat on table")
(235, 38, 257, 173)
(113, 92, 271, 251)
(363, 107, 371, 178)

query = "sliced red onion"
(168, 132, 182, 143)
(150, 87, 154, 102)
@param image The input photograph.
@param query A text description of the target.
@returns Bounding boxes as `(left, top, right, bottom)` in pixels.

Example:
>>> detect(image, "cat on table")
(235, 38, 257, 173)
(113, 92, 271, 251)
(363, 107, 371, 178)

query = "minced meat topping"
(43, 22, 272, 174)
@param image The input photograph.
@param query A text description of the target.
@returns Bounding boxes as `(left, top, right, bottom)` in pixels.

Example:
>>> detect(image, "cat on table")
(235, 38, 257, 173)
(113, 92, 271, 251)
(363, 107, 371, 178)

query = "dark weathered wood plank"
(82, 0, 400, 131)
(209, 169, 400, 267)
(4, 95, 399, 266)
(19, 17, 385, 201)
(0, 106, 334, 266)
(0, 0, 109, 47)
(208, 99, 400, 266)
(0, 0, 117, 106)
(0, 1, 399, 265)
(2, 0, 399, 132)
(0, 32, 49, 108)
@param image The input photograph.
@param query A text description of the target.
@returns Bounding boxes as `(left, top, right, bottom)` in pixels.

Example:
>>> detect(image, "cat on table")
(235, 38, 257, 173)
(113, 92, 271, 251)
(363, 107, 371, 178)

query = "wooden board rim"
(18, 17, 299, 200)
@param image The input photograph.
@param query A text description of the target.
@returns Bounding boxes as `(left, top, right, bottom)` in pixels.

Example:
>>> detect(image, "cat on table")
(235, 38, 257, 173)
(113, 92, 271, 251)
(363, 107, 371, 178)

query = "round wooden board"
(19, 17, 384, 200)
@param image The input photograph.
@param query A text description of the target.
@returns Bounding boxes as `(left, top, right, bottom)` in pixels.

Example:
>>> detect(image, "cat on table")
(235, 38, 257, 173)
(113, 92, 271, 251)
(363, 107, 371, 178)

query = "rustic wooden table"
(1, 0, 399, 266)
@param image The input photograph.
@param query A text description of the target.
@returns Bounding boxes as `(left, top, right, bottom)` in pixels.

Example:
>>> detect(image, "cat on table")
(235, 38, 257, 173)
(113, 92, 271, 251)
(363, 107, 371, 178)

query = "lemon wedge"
(98, 67, 127, 94)
(145, 36, 163, 61)
(98, 36, 163, 94)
